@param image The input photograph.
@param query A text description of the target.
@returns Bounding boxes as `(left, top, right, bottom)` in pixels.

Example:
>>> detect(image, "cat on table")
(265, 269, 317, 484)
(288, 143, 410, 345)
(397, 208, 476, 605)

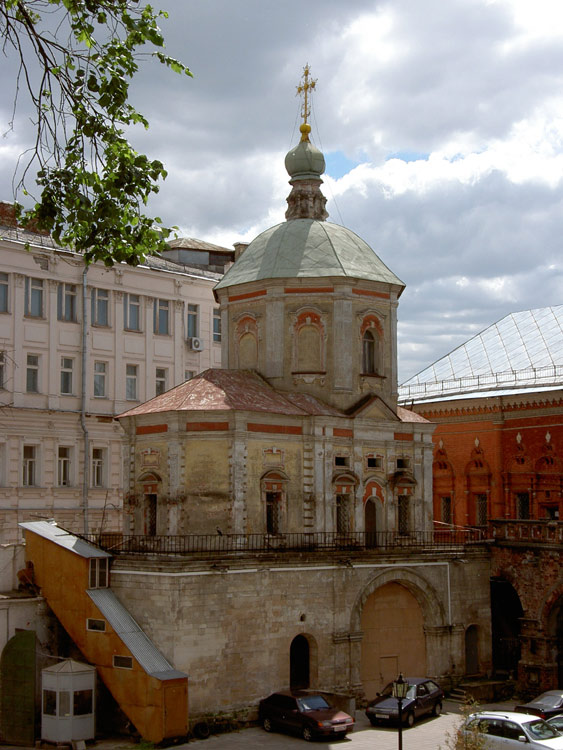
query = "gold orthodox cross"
(296, 64, 317, 136)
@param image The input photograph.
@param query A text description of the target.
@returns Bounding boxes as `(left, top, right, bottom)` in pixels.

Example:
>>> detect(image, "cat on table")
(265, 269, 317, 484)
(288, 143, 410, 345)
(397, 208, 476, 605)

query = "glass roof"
(399, 306, 563, 402)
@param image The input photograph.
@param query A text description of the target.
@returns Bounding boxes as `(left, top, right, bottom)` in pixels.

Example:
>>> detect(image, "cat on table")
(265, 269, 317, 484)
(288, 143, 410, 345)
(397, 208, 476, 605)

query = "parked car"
(515, 691, 563, 719)
(462, 710, 563, 748)
(365, 677, 444, 727)
(259, 691, 354, 741)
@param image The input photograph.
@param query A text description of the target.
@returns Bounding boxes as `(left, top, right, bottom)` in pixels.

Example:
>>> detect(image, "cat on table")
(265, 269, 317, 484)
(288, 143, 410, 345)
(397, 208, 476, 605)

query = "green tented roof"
(215, 219, 404, 291)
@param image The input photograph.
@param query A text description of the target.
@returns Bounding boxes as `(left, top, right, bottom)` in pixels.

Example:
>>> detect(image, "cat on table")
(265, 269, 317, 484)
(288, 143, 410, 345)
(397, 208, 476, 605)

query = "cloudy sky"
(2, 0, 563, 382)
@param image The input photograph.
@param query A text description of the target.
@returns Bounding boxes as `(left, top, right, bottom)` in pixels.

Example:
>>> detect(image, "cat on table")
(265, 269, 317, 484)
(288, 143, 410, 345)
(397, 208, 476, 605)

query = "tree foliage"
(0, 0, 192, 265)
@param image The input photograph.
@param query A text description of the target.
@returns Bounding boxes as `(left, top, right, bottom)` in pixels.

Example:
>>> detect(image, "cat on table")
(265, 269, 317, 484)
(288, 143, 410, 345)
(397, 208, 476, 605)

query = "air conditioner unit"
(188, 337, 204, 352)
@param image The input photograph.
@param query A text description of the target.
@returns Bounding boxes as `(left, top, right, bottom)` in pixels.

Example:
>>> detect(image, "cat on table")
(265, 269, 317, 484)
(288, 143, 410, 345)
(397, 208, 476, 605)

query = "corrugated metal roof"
(87, 588, 186, 681)
(19, 521, 110, 559)
(215, 219, 405, 291)
(399, 306, 563, 403)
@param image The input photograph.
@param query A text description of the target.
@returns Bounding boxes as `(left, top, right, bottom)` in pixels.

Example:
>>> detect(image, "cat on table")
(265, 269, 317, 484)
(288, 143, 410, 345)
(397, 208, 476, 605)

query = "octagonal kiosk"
(41, 659, 96, 743)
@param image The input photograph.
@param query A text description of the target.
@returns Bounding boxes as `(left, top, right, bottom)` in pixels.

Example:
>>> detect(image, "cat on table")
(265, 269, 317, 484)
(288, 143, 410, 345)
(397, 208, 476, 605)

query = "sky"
(1, 0, 563, 382)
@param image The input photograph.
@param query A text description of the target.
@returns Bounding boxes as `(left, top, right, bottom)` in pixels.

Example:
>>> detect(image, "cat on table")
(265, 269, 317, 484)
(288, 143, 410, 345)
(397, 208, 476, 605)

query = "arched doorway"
(360, 582, 426, 700)
(139, 472, 161, 536)
(365, 499, 377, 547)
(490, 578, 523, 676)
(290, 635, 310, 691)
(465, 625, 479, 676)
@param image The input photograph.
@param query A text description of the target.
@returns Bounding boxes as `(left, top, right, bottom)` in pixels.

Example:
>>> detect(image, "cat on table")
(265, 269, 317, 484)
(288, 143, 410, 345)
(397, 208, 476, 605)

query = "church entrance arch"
(290, 634, 317, 691)
(490, 577, 523, 676)
(360, 582, 426, 701)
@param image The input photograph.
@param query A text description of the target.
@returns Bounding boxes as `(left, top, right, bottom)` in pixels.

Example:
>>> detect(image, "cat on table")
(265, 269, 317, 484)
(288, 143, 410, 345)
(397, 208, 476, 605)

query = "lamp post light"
(392, 673, 409, 750)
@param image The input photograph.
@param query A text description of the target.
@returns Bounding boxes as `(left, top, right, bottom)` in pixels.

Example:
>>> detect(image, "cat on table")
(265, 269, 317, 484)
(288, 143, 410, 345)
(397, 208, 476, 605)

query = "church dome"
(214, 218, 405, 291)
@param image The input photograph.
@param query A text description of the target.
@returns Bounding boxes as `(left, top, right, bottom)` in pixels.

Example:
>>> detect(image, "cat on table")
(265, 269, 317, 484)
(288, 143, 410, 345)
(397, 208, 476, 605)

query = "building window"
(475, 493, 488, 525)
(24, 277, 44, 318)
(153, 298, 170, 335)
(73, 690, 93, 716)
(22, 445, 37, 486)
(123, 293, 141, 331)
(266, 492, 280, 534)
(0, 351, 5, 389)
(58, 446, 71, 486)
(126, 364, 138, 400)
(113, 655, 133, 669)
(187, 304, 199, 338)
(334, 456, 349, 467)
(213, 308, 221, 342)
(57, 283, 77, 322)
(43, 690, 57, 716)
(366, 455, 382, 470)
(398, 496, 409, 534)
(26, 354, 39, 393)
(60, 357, 74, 395)
(91, 448, 105, 488)
(336, 494, 350, 533)
(89, 557, 109, 588)
(91, 288, 109, 327)
(516, 492, 530, 520)
(155, 367, 167, 396)
(184, 370, 195, 381)
(362, 329, 378, 374)
(441, 496, 452, 525)
(0, 272, 8, 313)
(86, 618, 106, 632)
(397, 457, 410, 470)
(93, 361, 107, 398)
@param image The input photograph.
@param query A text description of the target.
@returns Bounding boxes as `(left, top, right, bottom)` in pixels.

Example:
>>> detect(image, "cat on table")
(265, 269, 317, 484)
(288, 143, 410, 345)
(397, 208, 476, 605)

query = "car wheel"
(263, 717, 273, 732)
(433, 702, 442, 717)
(303, 725, 314, 741)
(405, 712, 415, 728)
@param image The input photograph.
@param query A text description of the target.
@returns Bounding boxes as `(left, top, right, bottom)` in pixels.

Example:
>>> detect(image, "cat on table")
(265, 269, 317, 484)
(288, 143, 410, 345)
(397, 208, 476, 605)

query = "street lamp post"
(392, 673, 409, 750)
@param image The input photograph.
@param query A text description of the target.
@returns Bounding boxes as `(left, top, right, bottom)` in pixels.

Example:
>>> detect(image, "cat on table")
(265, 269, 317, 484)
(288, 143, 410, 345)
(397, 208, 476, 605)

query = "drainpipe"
(81, 264, 90, 534)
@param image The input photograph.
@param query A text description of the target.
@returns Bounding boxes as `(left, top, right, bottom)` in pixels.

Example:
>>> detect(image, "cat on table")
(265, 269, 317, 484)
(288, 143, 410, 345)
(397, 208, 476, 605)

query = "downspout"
(81, 265, 90, 534)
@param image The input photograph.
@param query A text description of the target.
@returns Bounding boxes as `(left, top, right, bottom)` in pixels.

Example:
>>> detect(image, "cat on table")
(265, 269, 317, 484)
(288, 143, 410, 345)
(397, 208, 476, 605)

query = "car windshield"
(380, 683, 416, 700)
(525, 719, 562, 739)
(298, 696, 330, 711)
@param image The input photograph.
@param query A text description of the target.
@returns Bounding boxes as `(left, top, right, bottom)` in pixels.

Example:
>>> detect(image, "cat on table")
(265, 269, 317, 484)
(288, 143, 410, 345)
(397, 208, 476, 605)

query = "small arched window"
(362, 329, 378, 374)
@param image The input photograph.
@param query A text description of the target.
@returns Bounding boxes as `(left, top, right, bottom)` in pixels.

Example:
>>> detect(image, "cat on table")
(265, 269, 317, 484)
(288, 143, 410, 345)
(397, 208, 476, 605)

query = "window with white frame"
(24, 277, 44, 317)
(153, 299, 170, 335)
(0, 272, 8, 313)
(213, 308, 221, 342)
(91, 288, 109, 326)
(89, 557, 109, 588)
(0, 351, 5, 389)
(93, 361, 107, 398)
(123, 293, 141, 331)
(126, 364, 138, 400)
(155, 367, 167, 396)
(91, 447, 105, 488)
(22, 445, 37, 486)
(60, 357, 74, 395)
(57, 283, 77, 322)
(184, 370, 195, 381)
(58, 446, 72, 486)
(26, 354, 39, 393)
(187, 303, 199, 338)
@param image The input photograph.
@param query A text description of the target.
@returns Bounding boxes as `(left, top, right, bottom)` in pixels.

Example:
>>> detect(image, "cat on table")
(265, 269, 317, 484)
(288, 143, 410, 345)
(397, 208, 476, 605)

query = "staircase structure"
(20, 521, 188, 743)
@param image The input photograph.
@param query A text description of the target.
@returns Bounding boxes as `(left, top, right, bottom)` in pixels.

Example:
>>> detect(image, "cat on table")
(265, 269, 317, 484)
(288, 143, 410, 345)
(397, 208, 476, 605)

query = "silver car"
(463, 711, 563, 748)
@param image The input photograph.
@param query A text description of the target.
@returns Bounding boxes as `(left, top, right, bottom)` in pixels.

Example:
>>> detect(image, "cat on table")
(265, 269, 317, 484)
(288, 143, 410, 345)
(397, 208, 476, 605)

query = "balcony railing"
(489, 519, 563, 545)
(82, 528, 484, 556)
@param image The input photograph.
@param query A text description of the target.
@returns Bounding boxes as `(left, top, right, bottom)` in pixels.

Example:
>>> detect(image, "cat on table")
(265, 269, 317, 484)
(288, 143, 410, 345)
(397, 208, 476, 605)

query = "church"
(111, 71, 492, 723)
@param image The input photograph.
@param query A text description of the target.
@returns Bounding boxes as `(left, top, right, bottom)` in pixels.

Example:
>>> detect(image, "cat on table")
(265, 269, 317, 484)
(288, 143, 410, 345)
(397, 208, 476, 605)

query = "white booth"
(41, 659, 96, 743)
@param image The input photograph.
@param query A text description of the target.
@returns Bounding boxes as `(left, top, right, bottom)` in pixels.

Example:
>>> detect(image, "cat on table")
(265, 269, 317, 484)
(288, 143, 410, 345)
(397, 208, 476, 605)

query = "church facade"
(114, 111, 493, 723)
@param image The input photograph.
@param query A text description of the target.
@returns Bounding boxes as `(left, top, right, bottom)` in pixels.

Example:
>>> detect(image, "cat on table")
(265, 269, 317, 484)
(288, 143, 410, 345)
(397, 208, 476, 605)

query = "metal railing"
(83, 528, 484, 556)
(398, 363, 563, 403)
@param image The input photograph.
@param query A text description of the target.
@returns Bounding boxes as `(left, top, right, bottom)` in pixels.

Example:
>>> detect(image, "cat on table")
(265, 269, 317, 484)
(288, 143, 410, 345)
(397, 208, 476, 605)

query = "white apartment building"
(0, 202, 232, 543)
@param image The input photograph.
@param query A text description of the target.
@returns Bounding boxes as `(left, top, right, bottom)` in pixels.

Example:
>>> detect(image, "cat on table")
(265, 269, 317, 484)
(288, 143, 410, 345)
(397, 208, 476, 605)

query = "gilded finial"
(296, 64, 317, 142)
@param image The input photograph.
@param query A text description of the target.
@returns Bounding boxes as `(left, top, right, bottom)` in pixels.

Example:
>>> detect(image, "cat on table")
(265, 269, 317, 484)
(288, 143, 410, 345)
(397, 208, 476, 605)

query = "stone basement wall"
(109, 548, 492, 725)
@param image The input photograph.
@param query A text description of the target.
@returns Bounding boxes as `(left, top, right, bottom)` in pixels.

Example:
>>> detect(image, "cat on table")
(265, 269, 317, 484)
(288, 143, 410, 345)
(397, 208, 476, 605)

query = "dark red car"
(259, 691, 355, 741)
(515, 691, 563, 719)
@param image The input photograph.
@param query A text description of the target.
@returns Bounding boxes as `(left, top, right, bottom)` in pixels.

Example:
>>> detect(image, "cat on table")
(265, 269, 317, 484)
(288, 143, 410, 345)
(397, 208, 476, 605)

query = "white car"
(463, 711, 563, 748)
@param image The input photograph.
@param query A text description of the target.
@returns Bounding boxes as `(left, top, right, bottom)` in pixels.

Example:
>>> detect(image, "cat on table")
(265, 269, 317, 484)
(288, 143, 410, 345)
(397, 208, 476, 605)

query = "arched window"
(239, 332, 258, 369)
(297, 325, 322, 372)
(362, 329, 377, 374)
